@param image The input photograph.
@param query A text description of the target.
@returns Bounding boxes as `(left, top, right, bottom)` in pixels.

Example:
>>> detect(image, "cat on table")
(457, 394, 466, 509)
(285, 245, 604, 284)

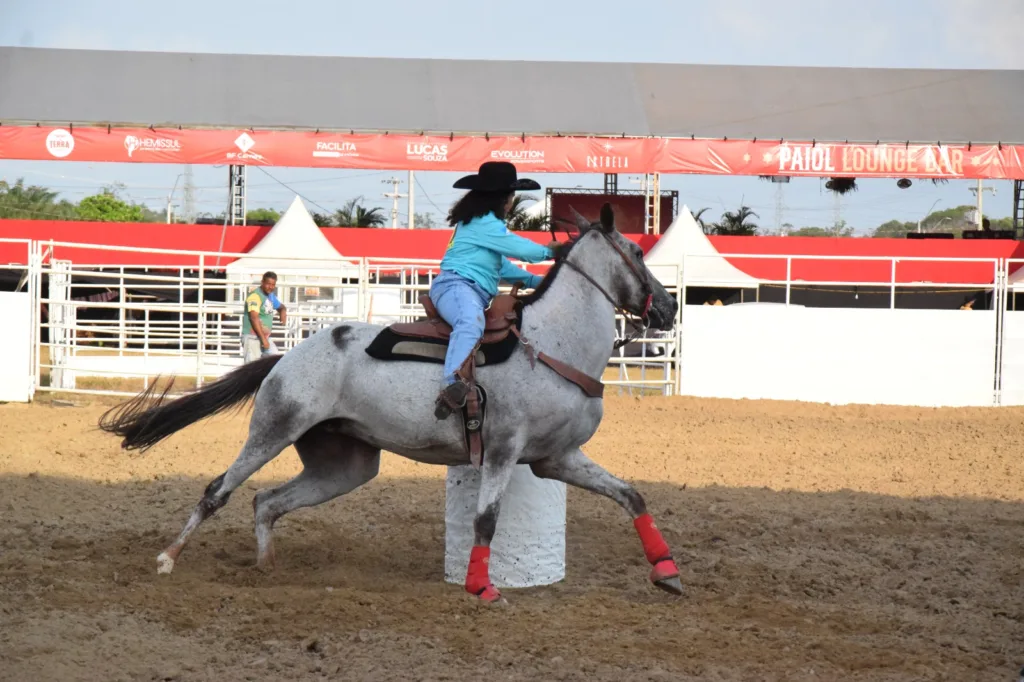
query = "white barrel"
(444, 464, 566, 588)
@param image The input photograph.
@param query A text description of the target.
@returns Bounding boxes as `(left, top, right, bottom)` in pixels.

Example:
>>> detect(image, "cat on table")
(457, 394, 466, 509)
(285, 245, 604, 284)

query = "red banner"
(1, 125, 1022, 179)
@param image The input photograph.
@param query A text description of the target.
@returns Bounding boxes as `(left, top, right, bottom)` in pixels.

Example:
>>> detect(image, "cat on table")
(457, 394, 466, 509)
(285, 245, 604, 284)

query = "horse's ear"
(569, 205, 591, 233)
(599, 203, 615, 233)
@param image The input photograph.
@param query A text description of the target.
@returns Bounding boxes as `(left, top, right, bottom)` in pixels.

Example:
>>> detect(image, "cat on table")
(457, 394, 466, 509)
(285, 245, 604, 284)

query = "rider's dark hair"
(262, 271, 277, 282)
(447, 190, 513, 227)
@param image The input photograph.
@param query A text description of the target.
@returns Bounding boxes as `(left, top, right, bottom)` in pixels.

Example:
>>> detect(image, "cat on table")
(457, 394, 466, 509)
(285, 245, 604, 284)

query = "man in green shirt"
(241, 271, 287, 363)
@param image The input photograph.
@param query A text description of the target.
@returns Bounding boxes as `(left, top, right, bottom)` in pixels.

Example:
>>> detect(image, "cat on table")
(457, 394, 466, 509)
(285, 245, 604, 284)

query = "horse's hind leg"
(252, 422, 380, 569)
(531, 448, 683, 596)
(156, 416, 298, 575)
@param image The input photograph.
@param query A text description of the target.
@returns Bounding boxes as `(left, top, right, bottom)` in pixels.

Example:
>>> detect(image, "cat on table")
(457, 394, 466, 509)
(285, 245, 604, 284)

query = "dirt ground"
(1, 394, 1022, 682)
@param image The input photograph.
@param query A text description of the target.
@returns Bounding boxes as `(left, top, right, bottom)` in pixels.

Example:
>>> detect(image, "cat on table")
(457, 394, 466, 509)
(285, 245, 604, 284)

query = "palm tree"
(505, 194, 552, 232)
(310, 212, 334, 227)
(691, 207, 712, 234)
(334, 196, 387, 227)
(505, 194, 536, 230)
(0, 179, 78, 220)
(517, 213, 553, 231)
(711, 206, 759, 236)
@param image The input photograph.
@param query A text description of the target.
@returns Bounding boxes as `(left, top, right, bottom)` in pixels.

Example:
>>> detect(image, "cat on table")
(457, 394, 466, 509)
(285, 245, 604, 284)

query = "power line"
(415, 174, 447, 217)
(252, 166, 334, 215)
(5, 168, 391, 192)
(0, 206, 79, 219)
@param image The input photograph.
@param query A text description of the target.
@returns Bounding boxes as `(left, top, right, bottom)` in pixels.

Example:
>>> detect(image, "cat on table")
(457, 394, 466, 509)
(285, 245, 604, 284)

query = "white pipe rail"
(11, 238, 1014, 403)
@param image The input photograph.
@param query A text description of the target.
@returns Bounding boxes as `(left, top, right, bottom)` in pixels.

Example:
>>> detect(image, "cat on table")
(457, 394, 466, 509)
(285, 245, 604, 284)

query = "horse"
(98, 203, 683, 604)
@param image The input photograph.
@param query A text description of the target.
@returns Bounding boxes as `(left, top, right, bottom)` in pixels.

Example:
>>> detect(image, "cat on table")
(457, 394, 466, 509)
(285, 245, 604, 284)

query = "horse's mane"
(518, 234, 584, 307)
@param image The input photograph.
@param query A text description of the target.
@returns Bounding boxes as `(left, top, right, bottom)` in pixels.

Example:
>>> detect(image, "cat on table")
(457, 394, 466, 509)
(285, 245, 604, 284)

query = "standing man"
(242, 271, 287, 363)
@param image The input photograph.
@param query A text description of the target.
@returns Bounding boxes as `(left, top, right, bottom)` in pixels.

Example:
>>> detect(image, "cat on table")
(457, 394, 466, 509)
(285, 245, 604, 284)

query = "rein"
(548, 215, 654, 350)
(494, 212, 659, 399)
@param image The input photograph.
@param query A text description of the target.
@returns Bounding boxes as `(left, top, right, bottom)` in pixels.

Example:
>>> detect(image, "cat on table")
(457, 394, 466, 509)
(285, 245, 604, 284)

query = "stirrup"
(434, 382, 470, 420)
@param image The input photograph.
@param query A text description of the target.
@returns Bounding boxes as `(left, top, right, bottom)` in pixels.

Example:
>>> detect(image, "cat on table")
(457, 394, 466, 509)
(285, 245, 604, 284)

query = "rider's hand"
(547, 241, 570, 261)
(260, 338, 270, 350)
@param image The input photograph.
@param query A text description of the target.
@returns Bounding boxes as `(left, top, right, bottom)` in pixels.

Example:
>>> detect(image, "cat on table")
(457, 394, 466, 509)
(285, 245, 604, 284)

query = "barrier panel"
(15, 239, 1020, 407)
(680, 304, 997, 407)
(0, 292, 32, 402)
(0, 240, 34, 400)
(28, 242, 678, 398)
(998, 259, 1024, 405)
(676, 252, 1002, 407)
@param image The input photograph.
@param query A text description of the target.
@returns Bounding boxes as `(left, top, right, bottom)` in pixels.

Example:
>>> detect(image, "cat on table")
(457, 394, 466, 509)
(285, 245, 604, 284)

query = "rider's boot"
(434, 380, 470, 420)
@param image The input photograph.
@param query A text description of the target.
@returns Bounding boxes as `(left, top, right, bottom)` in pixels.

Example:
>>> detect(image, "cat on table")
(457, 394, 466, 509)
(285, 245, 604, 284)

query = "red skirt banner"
(1, 125, 1021, 179)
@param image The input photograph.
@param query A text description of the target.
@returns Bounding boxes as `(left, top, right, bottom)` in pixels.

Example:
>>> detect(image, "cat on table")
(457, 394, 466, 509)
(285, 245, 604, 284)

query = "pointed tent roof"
(644, 205, 760, 289)
(226, 196, 359, 275)
(1007, 262, 1024, 284)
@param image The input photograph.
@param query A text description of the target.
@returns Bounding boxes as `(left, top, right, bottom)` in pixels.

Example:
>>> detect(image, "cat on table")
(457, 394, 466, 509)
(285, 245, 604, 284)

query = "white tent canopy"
(225, 195, 360, 278)
(1007, 263, 1024, 285)
(644, 205, 760, 289)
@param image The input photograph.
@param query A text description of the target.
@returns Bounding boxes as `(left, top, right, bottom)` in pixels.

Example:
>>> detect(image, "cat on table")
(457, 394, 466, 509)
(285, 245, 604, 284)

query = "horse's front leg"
(531, 448, 683, 596)
(464, 454, 517, 604)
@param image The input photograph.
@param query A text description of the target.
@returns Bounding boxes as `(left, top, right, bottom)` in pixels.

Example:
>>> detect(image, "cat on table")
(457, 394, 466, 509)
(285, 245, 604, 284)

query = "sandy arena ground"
(1, 392, 1023, 681)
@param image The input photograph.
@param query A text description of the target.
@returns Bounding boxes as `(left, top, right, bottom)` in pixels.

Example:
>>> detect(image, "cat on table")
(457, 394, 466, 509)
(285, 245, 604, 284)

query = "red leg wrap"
(650, 558, 680, 582)
(633, 513, 671, 564)
(464, 545, 501, 602)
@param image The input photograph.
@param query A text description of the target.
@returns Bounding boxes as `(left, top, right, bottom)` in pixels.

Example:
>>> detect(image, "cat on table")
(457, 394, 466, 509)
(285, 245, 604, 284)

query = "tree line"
(2, 177, 1011, 237)
(0, 179, 162, 222)
(691, 204, 1017, 238)
(279, 194, 550, 231)
(0, 178, 553, 230)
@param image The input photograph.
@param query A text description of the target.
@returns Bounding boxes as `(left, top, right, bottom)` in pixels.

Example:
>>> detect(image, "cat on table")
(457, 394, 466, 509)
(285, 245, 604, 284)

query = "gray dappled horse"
(98, 204, 683, 603)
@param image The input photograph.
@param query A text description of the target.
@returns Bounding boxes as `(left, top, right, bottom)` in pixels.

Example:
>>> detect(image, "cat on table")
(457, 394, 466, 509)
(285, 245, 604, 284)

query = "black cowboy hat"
(452, 161, 540, 192)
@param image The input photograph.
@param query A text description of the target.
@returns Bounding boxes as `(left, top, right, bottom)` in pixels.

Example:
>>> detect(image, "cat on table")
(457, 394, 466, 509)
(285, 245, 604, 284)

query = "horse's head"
(558, 203, 677, 332)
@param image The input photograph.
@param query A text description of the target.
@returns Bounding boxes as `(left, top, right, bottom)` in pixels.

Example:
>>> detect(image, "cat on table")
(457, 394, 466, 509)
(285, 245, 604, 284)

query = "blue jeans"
(429, 270, 491, 386)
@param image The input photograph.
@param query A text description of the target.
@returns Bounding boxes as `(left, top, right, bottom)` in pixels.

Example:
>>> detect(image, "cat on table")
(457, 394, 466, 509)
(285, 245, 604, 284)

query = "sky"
(1, 0, 1022, 233)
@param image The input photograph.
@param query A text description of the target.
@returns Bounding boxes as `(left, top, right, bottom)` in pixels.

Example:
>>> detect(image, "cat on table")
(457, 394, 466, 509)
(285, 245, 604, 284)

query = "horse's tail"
(98, 354, 283, 452)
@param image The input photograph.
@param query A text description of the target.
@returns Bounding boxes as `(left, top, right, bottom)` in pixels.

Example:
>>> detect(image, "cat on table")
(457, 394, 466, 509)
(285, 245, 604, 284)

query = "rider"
(430, 161, 562, 419)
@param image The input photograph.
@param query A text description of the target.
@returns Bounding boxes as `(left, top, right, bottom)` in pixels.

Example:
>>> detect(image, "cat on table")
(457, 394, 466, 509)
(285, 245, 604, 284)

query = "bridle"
(549, 215, 655, 350)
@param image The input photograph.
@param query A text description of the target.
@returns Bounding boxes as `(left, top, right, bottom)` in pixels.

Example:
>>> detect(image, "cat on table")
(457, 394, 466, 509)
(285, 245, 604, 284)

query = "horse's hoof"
(475, 584, 504, 604)
(156, 551, 175, 575)
(256, 549, 276, 572)
(653, 575, 684, 596)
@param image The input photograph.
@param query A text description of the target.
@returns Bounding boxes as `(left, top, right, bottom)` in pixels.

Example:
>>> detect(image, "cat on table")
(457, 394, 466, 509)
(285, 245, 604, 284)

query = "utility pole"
(918, 198, 941, 233)
(771, 176, 790, 235)
(969, 180, 997, 227)
(408, 170, 415, 229)
(166, 173, 183, 224)
(182, 164, 196, 223)
(382, 177, 406, 229)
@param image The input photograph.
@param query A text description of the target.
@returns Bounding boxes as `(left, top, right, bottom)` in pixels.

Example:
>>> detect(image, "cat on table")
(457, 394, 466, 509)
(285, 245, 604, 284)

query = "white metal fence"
(7, 239, 1022, 406)
(20, 241, 681, 399)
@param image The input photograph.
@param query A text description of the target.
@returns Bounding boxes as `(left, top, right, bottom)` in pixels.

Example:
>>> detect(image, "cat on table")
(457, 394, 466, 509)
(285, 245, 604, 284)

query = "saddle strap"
(465, 386, 483, 469)
(509, 327, 604, 398)
(459, 351, 485, 469)
(536, 352, 605, 399)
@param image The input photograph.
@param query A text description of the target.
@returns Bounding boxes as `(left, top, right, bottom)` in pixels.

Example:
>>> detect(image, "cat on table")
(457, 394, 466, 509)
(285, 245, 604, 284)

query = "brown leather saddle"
(391, 288, 522, 346)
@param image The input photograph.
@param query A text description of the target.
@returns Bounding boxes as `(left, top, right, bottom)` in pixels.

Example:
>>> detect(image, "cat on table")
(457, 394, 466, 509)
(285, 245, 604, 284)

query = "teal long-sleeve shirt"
(439, 212, 553, 296)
